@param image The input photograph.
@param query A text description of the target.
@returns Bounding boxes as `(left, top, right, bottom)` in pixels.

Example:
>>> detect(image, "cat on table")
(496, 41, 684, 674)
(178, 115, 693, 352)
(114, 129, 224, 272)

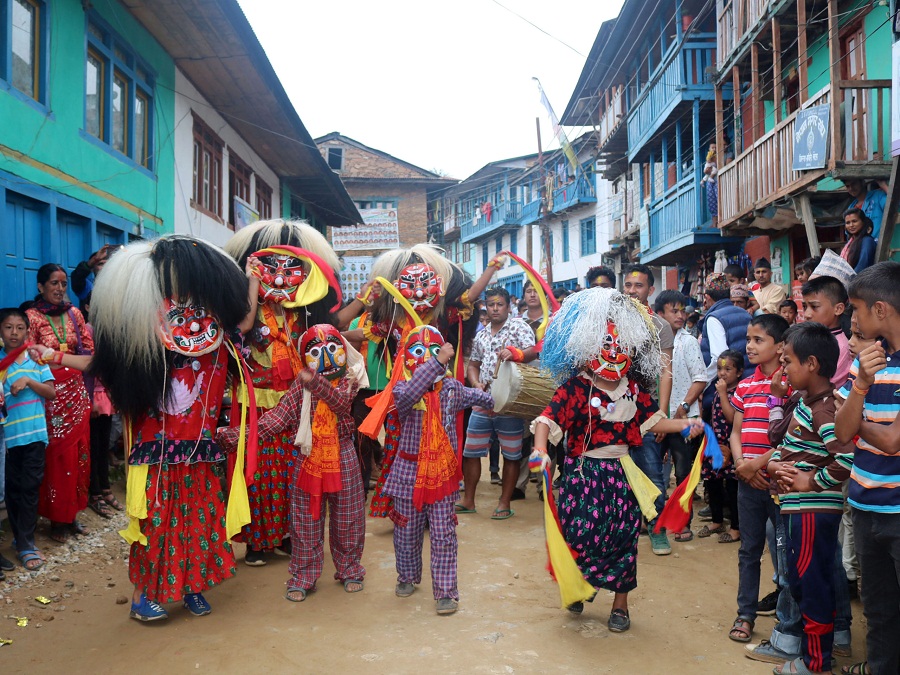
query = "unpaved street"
(1, 477, 866, 674)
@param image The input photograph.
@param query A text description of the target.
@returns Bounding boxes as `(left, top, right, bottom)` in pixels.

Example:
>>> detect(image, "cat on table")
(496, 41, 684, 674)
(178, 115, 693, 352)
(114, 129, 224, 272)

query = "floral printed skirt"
(368, 409, 400, 518)
(241, 430, 297, 549)
(557, 455, 641, 594)
(129, 462, 236, 603)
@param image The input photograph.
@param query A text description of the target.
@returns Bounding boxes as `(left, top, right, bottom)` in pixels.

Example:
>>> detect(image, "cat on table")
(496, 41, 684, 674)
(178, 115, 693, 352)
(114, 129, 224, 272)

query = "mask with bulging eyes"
(586, 321, 632, 381)
(394, 263, 444, 316)
(402, 325, 447, 383)
(256, 253, 307, 304)
(298, 324, 347, 381)
(160, 299, 223, 356)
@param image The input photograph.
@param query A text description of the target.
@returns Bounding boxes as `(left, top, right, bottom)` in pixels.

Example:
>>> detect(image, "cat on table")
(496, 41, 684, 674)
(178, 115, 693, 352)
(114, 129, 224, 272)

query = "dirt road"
(0, 477, 865, 674)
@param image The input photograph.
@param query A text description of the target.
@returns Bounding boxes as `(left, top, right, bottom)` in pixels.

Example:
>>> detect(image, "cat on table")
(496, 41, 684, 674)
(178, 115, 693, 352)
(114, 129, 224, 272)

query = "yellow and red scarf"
(296, 390, 342, 518)
(412, 385, 461, 510)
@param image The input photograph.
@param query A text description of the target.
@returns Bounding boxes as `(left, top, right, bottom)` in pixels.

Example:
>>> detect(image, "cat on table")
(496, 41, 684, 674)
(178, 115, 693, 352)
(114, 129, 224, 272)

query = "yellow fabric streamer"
(678, 444, 706, 512)
(257, 246, 330, 309)
(374, 276, 425, 328)
(541, 471, 597, 609)
(620, 455, 662, 521)
(224, 341, 252, 540)
(119, 422, 148, 545)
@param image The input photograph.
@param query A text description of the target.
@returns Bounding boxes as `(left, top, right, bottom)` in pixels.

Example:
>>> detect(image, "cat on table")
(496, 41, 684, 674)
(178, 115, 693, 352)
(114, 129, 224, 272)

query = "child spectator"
(731, 284, 751, 311)
(685, 312, 702, 339)
(801, 276, 852, 387)
(699, 349, 743, 544)
(769, 323, 855, 674)
(727, 314, 790, 644)
(794, 257, 821, 285)
(0, 308, 55, 572)
(840, 208, 876, 274)
(724, 264, 747, 286)
(778, 300, 798, 325)
(835, 262, 900, 675)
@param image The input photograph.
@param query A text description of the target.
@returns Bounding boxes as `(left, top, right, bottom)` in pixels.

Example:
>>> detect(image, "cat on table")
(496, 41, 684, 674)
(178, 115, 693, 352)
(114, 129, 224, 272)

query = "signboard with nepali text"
(331, 208, 400, 251)
(792, 105, 830, 170)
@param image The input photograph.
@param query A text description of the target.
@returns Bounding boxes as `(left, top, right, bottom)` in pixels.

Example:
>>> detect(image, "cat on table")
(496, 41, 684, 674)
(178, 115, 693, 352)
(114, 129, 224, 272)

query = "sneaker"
(698, 506, 712, 521)
(648, 531, 671, 556)
(395, 582, 415, 597)
(757, 588, 780, 616)
(567, 601, 584, 615)
(744, 640, 800, 664)
(0, 553, 15, 572)
(130, 594, 169, 622)
(436, 598, 458, 615)
(183, 593, 212, 616)
(490, 472, 501, 485)
(244, 548, 266, 566)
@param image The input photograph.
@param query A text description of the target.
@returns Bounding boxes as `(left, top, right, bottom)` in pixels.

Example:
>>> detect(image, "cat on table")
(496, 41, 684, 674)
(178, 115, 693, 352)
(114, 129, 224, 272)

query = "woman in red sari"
(24, 263, 92, 543)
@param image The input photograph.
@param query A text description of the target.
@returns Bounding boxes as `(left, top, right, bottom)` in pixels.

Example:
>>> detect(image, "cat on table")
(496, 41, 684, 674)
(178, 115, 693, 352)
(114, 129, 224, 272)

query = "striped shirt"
(771, 390, 854, 513)
(838, 343, 900, 513)
(731, 366, 776, 461)
(0, 351, 53, 448)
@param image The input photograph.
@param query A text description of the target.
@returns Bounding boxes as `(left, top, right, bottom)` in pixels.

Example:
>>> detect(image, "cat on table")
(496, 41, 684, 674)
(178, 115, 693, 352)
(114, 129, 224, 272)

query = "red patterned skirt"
(39, 367, 90, 523)
(238, 429, 297, 549)
(129, 462, 236, 603)
(368, 409, 400, 518)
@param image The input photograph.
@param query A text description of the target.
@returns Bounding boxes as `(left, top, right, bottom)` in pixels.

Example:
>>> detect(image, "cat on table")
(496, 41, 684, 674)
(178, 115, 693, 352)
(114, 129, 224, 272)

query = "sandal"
(17, 549, 45, 572)
(719, 532, 741, 544)
(71, 520, 89, 536)
(343, 579, 364, 593)
(101, 490, 124, 511)
(491, 508, 514, 520)
(50, 525, 70, 544)
(674, 529, 694, 542)
(697, 524, 726, 538)
(89, 495, 114, 519)
(773, 657, 815, 675)
(841, 663, 870, 675)
(729, 616, 754, 643)
(285, 588, 310, 602)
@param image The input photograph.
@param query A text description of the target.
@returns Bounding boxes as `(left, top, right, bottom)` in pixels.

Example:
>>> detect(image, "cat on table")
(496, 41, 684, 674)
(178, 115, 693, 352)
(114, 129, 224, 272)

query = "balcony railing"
(520, 198, 541, 225)
(460, 200, 522, 242)
(627, 37, 717, 156)
(552, 175, 597, 212)
(717, 0, 772, 68)
(648, 174, 708, 249)
(717, 80, 890, 227)
(598, 85, 626, 149)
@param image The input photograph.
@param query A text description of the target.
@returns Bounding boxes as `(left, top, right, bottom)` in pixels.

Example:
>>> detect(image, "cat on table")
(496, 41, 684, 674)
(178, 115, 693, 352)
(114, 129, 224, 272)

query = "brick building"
(315, 133, 457, 250)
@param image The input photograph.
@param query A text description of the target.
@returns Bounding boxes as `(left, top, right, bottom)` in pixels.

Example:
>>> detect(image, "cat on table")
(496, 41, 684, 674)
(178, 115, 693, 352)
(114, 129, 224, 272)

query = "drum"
(490, 360, 556, 421)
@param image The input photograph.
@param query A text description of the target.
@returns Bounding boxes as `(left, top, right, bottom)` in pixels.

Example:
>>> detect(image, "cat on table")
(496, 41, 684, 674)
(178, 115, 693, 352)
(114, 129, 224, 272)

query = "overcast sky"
(236, 0, 624, 179)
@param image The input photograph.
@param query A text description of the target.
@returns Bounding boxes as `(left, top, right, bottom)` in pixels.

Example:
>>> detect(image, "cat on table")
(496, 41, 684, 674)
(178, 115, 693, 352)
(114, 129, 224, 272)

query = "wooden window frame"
(256, 177, 273, 220)
(191, 113, 224, 221)
(229, 152, 252, 228)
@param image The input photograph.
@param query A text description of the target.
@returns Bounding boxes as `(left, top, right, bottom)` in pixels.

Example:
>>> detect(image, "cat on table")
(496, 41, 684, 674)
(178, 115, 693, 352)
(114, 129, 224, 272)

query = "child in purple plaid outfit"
(383, 328, 493, 615)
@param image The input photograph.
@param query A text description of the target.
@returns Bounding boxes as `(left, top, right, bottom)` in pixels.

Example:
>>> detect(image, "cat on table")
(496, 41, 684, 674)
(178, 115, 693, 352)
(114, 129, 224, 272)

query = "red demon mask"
(160, 299, 223, 356)
(402, 325, 446, 381)
(586, 321, 632, 381)
(394, 263, 444, 316)
(256, 252, 307, 304)
(298, 324, 347, 381)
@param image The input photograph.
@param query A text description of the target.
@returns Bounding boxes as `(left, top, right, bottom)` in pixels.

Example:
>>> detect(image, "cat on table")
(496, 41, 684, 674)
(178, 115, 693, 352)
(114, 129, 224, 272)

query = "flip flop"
(17, 549, 45, 571)
(491, 508, 514, 520)
(285, 588, 309, 602)
(454, 504, 476, 514)
(719, 532, 741, 544)
(674, 530, 694, 542)
(343, 579, 364, 593)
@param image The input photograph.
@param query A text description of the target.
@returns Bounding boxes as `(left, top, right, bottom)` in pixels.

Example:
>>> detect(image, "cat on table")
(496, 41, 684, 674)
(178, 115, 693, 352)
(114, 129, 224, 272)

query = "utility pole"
(536, 117, 553, 285)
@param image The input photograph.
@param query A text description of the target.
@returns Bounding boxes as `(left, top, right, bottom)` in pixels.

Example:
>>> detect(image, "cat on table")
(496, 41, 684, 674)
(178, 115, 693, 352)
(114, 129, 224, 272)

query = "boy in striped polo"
(769, 323, 855, 674)
(728, 314, 790, 644)
(836, 262, 900, 675)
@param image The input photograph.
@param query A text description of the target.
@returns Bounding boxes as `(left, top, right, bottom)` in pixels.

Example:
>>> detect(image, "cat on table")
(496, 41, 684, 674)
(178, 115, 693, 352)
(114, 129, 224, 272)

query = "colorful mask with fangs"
(402, 325, 446, 381)
(160, 299, 223, 356)
(298, 324, 347, 381)
(394, 263, 444, 316)
(255, 253, 307, 304)
(586, 321, 632, 381)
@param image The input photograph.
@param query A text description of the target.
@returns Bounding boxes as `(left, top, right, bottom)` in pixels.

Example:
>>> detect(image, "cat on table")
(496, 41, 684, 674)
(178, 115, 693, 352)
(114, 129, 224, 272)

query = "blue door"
(58, 210, 91, 275)
(2, 193, 47, 307)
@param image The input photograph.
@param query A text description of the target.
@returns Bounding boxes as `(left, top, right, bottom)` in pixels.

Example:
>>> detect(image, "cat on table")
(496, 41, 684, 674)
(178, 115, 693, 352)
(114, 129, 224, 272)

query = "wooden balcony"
(597, 86, 627, 153)
(718, 80, 891, 231)
(520, 198, 541, 226)
(460, 200, 523, 243)
(551, 175, 597, 212)
(627, 36, 717, 159)
(716, 0, 775, 69)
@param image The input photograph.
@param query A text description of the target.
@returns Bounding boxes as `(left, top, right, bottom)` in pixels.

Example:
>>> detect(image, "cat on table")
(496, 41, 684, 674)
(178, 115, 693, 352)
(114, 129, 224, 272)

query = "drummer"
(456, 286, 535, 520)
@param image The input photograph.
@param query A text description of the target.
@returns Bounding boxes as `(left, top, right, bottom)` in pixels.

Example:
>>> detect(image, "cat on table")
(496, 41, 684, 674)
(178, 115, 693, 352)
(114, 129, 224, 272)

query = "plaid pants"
(287, 441, 366, 591)
(392, 495, 459, 600)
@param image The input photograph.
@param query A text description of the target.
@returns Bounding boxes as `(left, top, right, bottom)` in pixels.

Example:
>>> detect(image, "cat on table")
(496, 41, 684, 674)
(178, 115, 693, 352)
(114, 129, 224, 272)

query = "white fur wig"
(224, 218, 340, 273)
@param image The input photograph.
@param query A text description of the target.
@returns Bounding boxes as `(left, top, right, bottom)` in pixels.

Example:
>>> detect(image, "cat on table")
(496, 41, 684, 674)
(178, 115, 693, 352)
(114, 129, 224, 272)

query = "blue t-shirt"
(839, 343, 900, 513)
(1, 350, 54, 448)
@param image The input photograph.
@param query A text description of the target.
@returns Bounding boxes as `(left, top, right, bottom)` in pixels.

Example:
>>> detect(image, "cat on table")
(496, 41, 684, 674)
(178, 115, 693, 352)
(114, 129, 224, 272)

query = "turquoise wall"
(0, 0, 175, 233)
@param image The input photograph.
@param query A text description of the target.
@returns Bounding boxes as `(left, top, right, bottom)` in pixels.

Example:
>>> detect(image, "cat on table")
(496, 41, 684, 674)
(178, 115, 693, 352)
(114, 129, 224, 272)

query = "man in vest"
(700, 272, 751, 412)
